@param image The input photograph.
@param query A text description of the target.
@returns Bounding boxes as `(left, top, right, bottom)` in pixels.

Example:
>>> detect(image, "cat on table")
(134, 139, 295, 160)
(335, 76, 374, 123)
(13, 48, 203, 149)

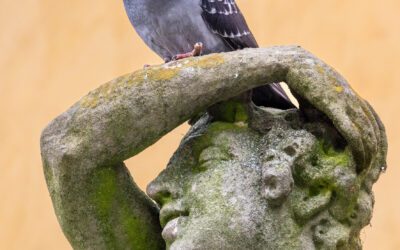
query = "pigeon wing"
(201, 0, 294, 109)
(201, 0, 258, 49)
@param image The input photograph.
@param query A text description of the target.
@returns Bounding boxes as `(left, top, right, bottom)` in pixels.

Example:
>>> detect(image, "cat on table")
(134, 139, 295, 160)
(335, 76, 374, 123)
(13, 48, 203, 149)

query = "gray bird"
(123, 0, 295, 109)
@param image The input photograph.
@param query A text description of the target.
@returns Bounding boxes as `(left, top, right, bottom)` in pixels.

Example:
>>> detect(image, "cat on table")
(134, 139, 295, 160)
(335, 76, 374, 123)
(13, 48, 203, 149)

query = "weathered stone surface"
(149, 105, 370, 249)
(40, 46, 387, 249)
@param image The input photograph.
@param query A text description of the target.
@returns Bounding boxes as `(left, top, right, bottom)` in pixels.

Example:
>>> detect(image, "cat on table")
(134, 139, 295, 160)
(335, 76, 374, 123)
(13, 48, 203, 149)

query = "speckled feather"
(201, 0, 258, 49)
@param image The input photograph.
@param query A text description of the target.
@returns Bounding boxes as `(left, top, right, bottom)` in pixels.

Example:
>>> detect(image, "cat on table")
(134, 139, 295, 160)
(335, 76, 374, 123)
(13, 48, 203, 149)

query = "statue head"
(147, 100, 380, 250)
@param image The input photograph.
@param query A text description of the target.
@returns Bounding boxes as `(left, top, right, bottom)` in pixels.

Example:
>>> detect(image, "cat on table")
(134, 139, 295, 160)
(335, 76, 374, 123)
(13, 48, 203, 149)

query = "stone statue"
(40, 46, 387, 250)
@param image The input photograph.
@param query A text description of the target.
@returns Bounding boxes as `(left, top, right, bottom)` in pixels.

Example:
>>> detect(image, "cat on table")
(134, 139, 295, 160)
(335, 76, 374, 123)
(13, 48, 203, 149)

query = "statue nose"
(146, 180, 174, 206)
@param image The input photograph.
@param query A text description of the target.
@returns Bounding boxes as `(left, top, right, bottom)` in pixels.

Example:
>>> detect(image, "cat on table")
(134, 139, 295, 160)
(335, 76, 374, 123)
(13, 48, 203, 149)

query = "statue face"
(146, 107, 374, 250)
(146, 122, 300, 249)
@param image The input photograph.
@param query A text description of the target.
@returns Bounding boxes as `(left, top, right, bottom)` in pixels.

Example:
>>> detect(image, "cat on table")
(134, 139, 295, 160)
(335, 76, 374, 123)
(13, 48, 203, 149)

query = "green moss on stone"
(90, 167, 163, 249)
(120, 203, 149, 249)
(211, 101, 249, 123)
(92, 168, 118, 217)
(91, 167, 119, 248)
(315, 139, 351, 167)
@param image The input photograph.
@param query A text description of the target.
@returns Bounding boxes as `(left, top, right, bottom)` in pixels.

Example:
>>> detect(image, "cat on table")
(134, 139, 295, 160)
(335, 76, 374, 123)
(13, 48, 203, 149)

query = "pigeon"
(123, 0, 295, 109)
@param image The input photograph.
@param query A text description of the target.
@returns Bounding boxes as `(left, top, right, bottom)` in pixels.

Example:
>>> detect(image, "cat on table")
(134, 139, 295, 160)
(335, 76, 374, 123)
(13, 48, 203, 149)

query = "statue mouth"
(161, 216, 185, 243)
(159, 203, 189, 227)
(160, 204, 189, 243)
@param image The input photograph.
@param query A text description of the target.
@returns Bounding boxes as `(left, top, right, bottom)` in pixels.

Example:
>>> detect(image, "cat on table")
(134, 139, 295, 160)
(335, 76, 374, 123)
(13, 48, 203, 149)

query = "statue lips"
(162, 217, 181, 243)
(159, 203, 189, 243)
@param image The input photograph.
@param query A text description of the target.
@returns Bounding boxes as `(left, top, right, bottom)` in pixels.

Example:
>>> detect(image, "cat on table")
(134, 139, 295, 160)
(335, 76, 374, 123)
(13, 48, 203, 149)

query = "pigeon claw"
(172, 42, 203, 61)
(192, 42, 203, 56)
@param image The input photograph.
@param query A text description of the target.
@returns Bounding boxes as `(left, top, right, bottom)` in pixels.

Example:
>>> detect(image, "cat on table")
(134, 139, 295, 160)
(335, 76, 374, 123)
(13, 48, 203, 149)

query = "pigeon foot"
(172, 42, 203, 61)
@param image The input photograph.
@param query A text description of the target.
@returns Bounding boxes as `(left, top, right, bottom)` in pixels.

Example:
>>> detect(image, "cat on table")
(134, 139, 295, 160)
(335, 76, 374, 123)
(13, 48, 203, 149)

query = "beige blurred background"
(0, 0, 399, 249)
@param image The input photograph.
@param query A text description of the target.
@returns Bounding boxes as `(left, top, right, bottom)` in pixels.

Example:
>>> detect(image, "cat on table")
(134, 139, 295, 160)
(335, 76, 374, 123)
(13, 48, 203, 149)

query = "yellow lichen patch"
(326, 73, 344, 93)
(79, 87, 112, 109)
(80, 95, 99, 108)
(335, 85, 344, 93)
(126, 70, 146, 86)
(328, 74, 337, 83)
(80, 80, 121, 109)
(100, 81, 118, 96)
(316, 65, 326, 75)
(146, 67, 181, 81)
(185, 54, 225, 69)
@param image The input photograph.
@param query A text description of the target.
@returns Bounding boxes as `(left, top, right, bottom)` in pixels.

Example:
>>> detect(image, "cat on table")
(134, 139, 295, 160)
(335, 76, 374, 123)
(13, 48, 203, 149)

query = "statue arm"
(40, 46, 386, 249)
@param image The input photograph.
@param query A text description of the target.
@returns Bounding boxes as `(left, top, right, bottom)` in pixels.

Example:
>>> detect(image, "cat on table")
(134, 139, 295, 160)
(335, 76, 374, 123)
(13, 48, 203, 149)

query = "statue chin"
(147, 106, 375, 250)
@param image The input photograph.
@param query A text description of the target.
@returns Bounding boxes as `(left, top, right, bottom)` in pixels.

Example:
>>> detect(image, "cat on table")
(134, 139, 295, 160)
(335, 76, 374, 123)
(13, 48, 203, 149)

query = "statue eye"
(196, 146, 231, 171)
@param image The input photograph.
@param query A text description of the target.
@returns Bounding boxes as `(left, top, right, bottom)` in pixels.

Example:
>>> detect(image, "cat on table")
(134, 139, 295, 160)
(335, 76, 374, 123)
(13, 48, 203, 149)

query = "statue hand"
(285, 51, 387, 173)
